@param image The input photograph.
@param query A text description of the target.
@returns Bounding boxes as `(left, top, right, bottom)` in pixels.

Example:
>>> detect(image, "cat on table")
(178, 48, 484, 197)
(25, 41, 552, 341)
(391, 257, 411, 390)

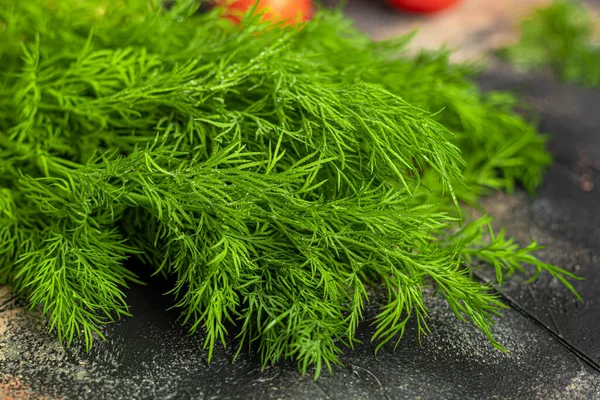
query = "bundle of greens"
(502, 0, 600, 86)
(0, 0, 579, 377)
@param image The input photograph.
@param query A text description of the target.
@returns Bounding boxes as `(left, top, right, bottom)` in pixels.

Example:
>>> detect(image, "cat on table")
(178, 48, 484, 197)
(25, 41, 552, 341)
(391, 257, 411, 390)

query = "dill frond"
(502, 0, 600, 86)
(0, 0, 580, 378)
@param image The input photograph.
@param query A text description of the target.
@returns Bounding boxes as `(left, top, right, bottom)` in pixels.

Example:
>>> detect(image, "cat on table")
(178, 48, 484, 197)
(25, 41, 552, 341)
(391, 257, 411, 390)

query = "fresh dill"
(501, 0, 600, 86)
(0, 0, 580, 378)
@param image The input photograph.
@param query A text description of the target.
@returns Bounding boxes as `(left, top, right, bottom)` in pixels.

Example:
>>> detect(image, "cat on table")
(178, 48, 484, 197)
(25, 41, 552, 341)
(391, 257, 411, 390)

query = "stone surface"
(2, 278, 600, 400)
(476, 65, 600, 367)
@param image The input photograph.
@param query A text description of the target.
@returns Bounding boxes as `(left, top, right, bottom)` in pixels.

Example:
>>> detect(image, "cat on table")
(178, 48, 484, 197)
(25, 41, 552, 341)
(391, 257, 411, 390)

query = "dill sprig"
(502, 0, 600, 86)
(0, 0, 580, 378)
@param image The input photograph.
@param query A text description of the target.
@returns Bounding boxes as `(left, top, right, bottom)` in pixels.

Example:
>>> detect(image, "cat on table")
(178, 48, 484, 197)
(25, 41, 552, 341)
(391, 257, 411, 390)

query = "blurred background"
(215, 0, 600, 61)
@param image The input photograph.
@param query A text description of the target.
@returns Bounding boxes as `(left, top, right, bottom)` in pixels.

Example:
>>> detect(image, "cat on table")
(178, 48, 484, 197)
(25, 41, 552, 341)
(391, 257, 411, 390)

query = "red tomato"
(216, 0, 313, 25)
(385, 0, 460, 13)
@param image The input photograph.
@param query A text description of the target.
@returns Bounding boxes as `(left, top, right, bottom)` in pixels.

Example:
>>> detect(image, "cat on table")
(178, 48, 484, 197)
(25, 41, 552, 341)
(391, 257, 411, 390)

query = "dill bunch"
(502, 0, 600, 86)
(0, 0, 580, 377)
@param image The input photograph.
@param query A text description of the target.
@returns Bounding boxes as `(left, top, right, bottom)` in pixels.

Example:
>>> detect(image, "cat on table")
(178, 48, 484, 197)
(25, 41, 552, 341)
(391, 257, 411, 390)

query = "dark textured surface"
(2, 277, 600, 400)
(1, 65, 600, 399)
(477, 64, 600, 366)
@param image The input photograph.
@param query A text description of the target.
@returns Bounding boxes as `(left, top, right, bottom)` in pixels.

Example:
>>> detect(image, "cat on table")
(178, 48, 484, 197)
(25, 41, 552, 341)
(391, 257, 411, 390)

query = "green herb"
(501, 0, 600, 86)
(0, 0, 580, 378)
